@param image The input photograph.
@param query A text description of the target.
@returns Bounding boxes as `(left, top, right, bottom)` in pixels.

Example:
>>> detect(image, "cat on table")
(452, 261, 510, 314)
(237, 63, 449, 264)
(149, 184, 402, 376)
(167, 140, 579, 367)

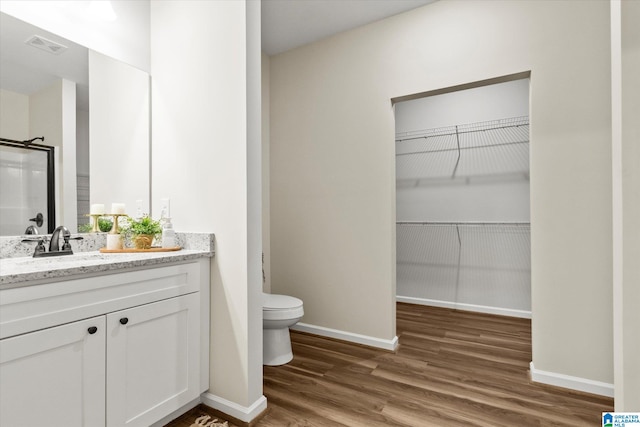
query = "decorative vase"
(133, 234, 154, 249)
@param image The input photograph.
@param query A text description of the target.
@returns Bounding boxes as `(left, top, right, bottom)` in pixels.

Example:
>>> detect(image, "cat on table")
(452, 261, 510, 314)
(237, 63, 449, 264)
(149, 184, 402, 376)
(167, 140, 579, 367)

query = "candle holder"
(108, 213, 127, 234)
(88, 214, 102, 233)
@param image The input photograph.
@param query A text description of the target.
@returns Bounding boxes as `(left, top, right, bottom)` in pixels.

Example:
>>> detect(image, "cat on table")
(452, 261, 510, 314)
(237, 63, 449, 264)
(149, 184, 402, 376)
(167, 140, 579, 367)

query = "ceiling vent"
(25, 35, 68, 55)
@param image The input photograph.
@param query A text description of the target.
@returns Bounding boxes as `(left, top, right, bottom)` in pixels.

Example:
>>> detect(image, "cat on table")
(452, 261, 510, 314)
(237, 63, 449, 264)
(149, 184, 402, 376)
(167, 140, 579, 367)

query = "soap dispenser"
(161, 218, 175, 248)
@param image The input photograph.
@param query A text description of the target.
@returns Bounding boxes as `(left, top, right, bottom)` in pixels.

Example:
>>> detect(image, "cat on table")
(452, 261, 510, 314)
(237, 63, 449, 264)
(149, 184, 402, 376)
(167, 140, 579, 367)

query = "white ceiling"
(261, 0, 436, 55)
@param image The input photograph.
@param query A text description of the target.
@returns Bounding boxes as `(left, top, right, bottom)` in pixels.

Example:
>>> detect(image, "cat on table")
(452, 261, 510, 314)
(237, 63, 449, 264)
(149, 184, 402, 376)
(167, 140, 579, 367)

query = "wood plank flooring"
(166, 303, 613, 427)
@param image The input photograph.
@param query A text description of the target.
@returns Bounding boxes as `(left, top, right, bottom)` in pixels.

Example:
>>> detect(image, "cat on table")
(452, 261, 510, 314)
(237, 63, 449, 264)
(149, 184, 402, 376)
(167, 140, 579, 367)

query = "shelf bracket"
(451, 125, 461, 178)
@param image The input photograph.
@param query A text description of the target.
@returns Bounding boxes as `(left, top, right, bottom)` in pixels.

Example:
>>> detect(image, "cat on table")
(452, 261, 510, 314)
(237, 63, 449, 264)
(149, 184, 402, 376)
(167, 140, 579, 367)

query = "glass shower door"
(0, 145, 51, 235)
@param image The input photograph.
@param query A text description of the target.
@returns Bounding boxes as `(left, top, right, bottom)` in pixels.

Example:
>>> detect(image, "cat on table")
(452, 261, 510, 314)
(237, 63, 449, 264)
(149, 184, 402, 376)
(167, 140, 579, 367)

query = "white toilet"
(262, 293, 304, 366)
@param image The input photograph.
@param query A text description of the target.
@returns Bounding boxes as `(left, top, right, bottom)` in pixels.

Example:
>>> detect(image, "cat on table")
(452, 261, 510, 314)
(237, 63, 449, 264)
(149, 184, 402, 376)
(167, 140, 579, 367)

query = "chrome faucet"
(49, 225, 71, 252)
(22, 226, 83, 257)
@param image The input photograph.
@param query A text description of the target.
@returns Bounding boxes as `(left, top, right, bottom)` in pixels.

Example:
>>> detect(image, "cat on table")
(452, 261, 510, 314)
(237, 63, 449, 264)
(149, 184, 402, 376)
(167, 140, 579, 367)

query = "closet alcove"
(395, 78, 531, 318)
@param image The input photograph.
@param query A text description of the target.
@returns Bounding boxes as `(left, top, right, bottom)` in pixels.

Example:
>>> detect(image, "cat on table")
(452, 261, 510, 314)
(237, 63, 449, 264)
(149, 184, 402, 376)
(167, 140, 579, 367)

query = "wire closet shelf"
(395, 116, 530, 186)
(396, 222, 531, 314)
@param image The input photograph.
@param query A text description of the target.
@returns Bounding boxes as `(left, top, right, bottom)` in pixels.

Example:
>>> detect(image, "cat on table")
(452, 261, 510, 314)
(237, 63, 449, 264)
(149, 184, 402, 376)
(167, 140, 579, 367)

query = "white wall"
(395, 79, 529, 132)
(621, 0, 640, 409)
(0, 89, 29, 139)
(613, 0, 640, 410)
(89, 50, 150, 216)
(269, 0, 613, 390)
(29, 81, 62, 228)
(150, 0, 264, 420)
(76, 107, 90, 226)
(262, 52, 271, 293)
(61, 80, 77, 231)
(0, 0, 150, 72)
(397, 183, 529, 222)
(76, 109, 90, 177)
(30, 79, 77, 231)
(245, 0, 263, 408)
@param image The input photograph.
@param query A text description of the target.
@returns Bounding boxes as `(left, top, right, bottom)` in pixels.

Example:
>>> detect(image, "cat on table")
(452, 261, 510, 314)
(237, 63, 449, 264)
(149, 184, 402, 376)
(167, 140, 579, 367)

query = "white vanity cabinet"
(0, 259, 210, 427)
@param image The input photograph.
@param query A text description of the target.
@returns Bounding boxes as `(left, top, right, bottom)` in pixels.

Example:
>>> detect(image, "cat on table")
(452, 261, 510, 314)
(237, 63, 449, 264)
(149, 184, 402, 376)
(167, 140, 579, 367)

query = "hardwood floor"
(166, 303, 613, 427)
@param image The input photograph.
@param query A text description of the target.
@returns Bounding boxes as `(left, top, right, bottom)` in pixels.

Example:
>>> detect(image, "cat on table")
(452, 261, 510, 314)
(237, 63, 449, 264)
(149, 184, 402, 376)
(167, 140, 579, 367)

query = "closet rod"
(395, 139, 528, 157)
(396, 122, 528, 143)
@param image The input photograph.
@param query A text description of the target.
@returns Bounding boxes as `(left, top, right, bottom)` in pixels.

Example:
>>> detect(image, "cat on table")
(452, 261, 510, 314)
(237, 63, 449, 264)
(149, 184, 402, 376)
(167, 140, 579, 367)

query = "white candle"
(90, 203, 105, 215)
(106, 234, 123, 250)
(111, 203, 126, 215)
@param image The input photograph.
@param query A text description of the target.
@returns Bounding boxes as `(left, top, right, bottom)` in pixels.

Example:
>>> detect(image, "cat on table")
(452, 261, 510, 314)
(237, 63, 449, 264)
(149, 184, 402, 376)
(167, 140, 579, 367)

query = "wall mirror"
(0, 11, 150, 236)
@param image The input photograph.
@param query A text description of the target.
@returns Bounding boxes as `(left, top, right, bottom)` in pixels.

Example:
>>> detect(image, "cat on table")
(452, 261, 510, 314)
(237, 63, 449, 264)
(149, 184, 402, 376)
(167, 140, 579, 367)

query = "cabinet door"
(106, 293, 200, 427)
(0, 316, 106, 427)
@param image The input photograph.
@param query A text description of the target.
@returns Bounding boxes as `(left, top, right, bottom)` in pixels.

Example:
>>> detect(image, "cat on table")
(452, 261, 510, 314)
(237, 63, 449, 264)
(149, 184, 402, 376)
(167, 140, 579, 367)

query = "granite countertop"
(0, 232, 214, 288)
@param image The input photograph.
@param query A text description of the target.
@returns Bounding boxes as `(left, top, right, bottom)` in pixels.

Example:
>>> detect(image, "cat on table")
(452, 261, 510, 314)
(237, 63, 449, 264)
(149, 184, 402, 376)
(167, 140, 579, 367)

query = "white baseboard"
(529, 362, 614, 397)
(396, 295, 532, 319)
(201, 392, 267, 423)
(291, 322, 399, 351)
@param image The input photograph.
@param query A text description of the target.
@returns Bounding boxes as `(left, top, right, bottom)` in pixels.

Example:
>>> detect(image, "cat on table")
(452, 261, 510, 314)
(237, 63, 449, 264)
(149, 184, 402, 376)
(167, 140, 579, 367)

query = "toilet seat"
(263, 294, 304, 320)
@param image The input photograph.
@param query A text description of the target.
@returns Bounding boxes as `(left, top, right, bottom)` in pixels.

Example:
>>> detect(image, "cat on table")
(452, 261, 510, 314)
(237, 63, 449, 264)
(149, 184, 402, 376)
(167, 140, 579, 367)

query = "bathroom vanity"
(0, 234, 213, 427)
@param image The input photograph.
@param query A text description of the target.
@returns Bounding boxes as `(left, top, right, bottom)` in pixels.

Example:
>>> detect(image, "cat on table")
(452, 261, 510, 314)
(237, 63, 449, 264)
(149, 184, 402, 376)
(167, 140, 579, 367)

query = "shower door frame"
(0, 138, 56, 234)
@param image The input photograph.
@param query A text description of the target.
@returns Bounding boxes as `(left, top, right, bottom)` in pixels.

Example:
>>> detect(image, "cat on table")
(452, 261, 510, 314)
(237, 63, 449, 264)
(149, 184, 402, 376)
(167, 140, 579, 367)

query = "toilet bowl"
(263, 293, 304, 366)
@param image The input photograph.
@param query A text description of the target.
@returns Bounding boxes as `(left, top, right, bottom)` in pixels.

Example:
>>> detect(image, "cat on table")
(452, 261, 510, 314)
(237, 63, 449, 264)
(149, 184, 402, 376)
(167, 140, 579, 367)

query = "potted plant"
(119, 215, 163, 249)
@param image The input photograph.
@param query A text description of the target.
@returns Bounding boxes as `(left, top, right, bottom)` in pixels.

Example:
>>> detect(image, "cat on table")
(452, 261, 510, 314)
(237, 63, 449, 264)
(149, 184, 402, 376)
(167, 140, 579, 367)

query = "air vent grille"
(25, 35, 68, 55)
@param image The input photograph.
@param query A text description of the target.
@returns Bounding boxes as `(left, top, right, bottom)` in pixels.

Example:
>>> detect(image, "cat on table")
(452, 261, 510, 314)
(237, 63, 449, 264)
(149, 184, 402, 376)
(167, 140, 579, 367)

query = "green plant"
(120, 215, 162, 236)
(98, 217, 114, 232)
(78, 222, 92, 233)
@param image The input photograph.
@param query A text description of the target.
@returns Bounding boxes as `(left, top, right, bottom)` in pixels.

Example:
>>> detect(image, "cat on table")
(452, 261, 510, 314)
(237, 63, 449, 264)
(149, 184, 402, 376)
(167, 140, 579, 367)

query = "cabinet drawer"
(0, 262, 200, 339)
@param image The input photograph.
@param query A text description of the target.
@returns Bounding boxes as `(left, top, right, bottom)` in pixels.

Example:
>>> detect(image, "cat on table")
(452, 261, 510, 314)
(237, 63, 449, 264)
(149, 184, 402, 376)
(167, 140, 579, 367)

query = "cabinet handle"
(119, 317, 129, 325)
(87, 326, 98, 334)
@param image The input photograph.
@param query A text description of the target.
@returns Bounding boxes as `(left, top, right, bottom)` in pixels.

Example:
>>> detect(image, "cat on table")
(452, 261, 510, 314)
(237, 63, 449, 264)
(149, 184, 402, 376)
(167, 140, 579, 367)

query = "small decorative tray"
(99, 246, 181, 253)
